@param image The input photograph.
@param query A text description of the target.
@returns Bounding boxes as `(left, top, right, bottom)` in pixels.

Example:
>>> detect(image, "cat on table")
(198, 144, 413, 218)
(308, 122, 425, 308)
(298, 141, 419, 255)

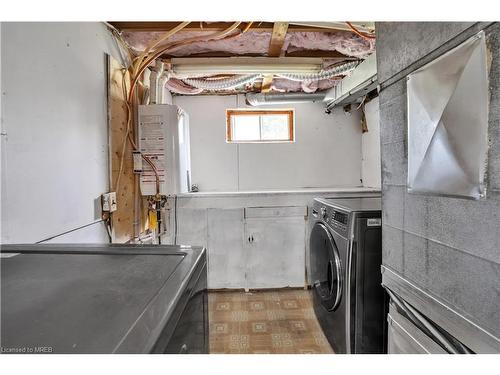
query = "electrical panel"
(138, 104, 191, 196)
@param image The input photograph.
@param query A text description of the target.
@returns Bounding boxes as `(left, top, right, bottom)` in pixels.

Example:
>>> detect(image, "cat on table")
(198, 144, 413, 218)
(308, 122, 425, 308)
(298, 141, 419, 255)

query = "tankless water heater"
(137, 104, 191, 196)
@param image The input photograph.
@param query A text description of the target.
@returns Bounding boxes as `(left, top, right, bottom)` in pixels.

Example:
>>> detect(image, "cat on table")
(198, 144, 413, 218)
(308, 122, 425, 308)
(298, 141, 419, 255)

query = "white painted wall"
(174, 94, 363, 192)
(361, 97, 381, 188)
(174, 95, 239, 192)
(1, 22, 123, 243)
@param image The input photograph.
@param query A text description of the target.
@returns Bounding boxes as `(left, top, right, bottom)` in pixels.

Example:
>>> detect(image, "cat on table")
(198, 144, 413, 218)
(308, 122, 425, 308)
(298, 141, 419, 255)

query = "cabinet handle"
(251, 235, 254, 243)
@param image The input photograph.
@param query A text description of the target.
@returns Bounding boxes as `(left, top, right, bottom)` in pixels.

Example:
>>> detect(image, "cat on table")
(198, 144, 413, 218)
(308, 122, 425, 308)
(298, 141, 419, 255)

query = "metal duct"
(324, 53, 377, 111)
(246, 92, 326, 106)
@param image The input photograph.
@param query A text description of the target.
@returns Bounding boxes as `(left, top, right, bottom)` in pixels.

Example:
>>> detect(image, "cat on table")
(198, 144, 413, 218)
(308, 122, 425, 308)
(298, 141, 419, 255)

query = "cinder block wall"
(376, 22, 500, 340)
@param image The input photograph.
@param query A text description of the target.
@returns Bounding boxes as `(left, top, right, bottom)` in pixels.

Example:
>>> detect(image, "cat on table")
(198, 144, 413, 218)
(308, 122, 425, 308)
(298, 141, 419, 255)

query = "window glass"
(260, 114, 289, 141)
(231, 115, 260, 141)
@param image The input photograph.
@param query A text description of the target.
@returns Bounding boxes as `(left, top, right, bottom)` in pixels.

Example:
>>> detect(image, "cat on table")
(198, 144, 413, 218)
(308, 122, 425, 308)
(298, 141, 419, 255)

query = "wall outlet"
(102, 192, 117, 212)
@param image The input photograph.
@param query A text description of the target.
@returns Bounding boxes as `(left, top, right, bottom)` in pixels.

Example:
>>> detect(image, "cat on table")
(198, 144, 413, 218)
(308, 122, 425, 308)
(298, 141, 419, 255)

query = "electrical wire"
(133, 21, 190, 77)
(114, 69, 133, 194)
(345, 22, 376, 40)
(113, 22, 192, 196)
(114, 22, 249, 239)
(242, 21, 253, 34)
(122, 22, 245, 196)
(128, 22, 242, 102)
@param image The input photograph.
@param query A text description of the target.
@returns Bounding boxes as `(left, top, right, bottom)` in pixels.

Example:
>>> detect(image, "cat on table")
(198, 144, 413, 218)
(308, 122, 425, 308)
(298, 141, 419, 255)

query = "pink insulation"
(165, 78, 203, 95)
(122, 30, 270, 56)
(122, 30, 374, 58)
(121, 27, 374, 94)
(284, 32, 375, 58)
(271, 77, 341, 93)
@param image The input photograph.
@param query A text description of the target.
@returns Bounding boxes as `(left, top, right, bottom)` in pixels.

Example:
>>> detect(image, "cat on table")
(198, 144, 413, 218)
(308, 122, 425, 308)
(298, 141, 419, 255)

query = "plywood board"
(108, 56, 136, 243)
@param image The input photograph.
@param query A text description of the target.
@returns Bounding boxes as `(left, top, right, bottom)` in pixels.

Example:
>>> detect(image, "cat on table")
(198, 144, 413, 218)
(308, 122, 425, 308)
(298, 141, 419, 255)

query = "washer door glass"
(310, 222, 342, 311)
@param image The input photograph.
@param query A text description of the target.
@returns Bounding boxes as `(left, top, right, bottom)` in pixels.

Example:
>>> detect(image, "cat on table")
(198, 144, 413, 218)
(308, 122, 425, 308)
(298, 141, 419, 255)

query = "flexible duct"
(166, 77, 204, 95)
(182, 74, 261, 91)
(246, 92, 326, 106)
(277, 60, 360, 82)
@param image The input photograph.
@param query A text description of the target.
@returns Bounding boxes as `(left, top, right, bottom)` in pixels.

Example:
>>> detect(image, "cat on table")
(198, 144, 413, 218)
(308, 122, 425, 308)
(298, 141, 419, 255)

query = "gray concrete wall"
(376, 22, 500, 342)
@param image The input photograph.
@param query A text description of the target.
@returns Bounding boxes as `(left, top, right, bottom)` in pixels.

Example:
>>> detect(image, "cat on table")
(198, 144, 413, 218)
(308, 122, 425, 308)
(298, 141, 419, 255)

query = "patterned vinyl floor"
(208, 289, 334, 354)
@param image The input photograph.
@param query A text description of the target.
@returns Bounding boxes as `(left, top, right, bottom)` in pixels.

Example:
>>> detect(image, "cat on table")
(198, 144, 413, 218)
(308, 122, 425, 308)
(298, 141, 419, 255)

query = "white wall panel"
(174, 95, 363, 192)
(1, 22, 122, 243)
(174, 95, 239, 192)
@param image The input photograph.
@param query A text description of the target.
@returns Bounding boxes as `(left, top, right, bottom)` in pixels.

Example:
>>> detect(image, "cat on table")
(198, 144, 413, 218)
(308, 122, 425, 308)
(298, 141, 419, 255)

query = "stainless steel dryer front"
(309, 197, 386, 353)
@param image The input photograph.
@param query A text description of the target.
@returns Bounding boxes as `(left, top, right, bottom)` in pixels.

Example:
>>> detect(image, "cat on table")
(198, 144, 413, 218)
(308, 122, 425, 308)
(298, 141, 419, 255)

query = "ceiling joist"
(262, 22, 289, 93)
(109, 21, 374, 34)
(268, 22, 289, 57)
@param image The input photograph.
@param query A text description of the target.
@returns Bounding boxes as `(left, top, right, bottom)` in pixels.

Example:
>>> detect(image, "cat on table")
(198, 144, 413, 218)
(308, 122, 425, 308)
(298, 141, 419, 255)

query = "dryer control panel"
(328, 209, 348, 233)
(332, 211, 348, 225)
(319, 204, 349, 235)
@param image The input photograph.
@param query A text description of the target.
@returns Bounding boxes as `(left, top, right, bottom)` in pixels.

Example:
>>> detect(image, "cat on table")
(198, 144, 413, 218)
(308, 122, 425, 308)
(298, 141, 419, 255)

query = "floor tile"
(209, 289, 334, 354)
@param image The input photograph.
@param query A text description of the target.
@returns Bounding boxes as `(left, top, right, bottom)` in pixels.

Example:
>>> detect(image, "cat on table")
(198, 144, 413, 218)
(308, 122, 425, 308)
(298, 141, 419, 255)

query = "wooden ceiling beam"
(108, 21, 349, 33)
(268, 22, 289, 57)
(261, 22, 289, 93)
(108, 21, 269, 32)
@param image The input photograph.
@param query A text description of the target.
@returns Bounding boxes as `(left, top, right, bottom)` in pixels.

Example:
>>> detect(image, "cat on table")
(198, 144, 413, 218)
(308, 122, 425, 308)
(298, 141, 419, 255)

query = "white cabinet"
(175, 208, 207, 248)
(201, 206, 307, 290)
(206, 208, 246, 289)
(245, 217, 306, 289)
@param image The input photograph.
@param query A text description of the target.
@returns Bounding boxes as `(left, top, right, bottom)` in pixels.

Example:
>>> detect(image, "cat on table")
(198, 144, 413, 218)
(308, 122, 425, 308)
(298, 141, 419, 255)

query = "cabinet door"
(207, 208, 246, 289)
(245, 217, 306, 289)
(175, 208, 207, 248)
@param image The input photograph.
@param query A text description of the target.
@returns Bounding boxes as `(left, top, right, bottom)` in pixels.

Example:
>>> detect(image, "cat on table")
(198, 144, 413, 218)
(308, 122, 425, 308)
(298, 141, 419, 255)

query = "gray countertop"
(0, 244, 206, 353)
(177, 187, 381, 198)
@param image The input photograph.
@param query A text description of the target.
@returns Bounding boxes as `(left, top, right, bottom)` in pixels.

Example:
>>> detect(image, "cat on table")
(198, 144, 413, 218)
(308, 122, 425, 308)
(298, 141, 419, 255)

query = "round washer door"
(310, 222, 342, 311)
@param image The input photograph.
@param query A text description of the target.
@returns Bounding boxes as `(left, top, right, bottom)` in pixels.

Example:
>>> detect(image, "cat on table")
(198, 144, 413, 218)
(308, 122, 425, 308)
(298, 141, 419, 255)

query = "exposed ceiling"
(109, 22, 376, 95)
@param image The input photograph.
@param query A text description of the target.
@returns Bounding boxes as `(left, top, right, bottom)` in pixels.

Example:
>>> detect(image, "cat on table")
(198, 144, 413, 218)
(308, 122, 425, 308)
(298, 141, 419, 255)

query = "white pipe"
(149, 61, 164, 104)
(158, 71, 169, 104)
(171, 57, 323, 77)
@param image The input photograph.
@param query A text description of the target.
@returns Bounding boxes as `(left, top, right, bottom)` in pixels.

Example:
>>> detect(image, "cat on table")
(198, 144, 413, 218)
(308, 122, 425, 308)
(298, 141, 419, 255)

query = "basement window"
(226, 109, 294, 143)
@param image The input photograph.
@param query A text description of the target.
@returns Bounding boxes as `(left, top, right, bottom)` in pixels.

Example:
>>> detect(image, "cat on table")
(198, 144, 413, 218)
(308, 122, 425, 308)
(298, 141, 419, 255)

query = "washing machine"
(309, 197, 386, 353)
